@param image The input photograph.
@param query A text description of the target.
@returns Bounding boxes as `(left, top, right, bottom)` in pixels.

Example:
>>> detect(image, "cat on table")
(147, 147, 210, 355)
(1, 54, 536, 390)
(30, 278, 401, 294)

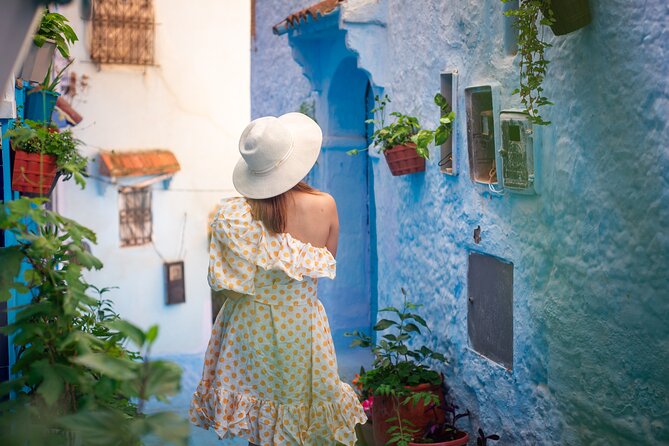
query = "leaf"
(0, 247, 23, 302)
(434, 92, 448, 109)
(141, 411, 190, 446)
(142, 360, 182, 398)
(71, 353, 137, 380)
(36, 367, 64, 406)
(145, 325, 159, 344)
(403, 323, 421, 334)
(373, 319, 398, 331)
(105, 319, 146, 347)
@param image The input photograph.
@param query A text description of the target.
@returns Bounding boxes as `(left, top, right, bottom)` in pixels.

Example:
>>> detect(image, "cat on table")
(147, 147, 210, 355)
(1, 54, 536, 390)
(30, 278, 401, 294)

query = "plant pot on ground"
(347, 289, 449, 446)
(348, 94, 455, 176)
(20, 9, 78, 82)
(5, 118, 87, 196)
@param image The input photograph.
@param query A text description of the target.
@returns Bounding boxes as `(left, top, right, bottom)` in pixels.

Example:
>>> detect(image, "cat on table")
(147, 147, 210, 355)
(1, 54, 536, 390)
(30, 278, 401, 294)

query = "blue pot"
(24, 89, 60, 123)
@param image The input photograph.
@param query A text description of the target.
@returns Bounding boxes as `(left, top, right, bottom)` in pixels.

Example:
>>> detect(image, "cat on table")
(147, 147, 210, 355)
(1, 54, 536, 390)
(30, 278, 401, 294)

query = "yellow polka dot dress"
(190, 197, 367, 445)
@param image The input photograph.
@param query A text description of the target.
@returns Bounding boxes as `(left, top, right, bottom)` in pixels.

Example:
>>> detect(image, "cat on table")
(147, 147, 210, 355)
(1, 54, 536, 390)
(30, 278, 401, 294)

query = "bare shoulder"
(293, 191, 337, 217)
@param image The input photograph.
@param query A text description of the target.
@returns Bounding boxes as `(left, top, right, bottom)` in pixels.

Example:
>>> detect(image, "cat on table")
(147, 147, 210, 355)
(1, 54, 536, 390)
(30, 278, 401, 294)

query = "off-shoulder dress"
(190, 197, 366, 445)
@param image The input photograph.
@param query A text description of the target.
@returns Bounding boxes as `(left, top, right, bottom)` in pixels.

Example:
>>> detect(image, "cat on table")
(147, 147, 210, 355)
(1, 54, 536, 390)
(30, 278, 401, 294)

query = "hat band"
(249, 138, 295, 176)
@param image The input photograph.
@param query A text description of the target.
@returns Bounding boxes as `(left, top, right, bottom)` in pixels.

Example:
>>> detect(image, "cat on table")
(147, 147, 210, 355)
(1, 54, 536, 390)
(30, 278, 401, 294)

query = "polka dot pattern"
(190, 197, 367, 445)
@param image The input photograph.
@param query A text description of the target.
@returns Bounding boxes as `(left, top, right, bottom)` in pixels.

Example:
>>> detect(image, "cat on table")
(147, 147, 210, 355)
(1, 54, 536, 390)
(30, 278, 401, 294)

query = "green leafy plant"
(503, 0, 555, 125)
(37, 59, 74, 92)
(5, 118, 88, 187)
(413, 400, 470, 444)
(0, 197, 189, 446)
(347, 94, 455, 159)
(34, 8, 79, 58)
(347, 289, 448, 446)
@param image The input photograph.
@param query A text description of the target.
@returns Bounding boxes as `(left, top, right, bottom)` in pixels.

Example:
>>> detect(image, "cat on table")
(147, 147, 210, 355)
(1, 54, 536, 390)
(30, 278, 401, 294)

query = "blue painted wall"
(252, 0, 669, 444)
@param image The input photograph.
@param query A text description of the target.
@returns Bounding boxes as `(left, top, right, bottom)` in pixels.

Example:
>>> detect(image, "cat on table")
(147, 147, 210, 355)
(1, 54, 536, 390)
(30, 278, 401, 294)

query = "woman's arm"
(324, 195, 339, 257)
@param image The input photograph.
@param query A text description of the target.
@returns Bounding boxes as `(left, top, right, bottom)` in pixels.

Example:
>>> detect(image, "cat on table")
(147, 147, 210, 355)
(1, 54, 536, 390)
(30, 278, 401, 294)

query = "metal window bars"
(119, 186, 152, 247)
(90, 0, 155, 65)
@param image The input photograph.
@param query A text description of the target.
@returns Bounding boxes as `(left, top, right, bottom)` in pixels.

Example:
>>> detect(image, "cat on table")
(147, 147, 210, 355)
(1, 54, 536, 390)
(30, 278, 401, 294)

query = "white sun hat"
(232, 112, 322, 199)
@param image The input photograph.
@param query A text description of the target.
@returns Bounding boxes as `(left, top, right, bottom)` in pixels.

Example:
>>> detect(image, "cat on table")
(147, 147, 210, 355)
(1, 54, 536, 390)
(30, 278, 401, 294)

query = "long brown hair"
(248, 181, 319, 233)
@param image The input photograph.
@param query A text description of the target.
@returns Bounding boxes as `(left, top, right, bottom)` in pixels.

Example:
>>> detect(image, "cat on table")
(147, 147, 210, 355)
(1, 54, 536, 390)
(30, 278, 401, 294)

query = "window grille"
(119, 187, 152, 247)
(90, 0, 155, 65)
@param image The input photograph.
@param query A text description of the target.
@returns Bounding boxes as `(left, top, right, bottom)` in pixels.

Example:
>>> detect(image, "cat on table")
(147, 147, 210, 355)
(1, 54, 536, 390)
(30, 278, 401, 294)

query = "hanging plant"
(503, 0, 555, 126)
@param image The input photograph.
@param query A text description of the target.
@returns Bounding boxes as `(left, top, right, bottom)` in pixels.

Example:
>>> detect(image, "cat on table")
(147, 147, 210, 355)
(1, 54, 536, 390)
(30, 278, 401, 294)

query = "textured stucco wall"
(252, 0, 669, 444)
(251, 0, 314, 118)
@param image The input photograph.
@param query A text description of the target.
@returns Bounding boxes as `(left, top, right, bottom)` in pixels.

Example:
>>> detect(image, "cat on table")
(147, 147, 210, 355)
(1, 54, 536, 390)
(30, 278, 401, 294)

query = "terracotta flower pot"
(409, 431, 469, 446)
(12, 150, 59, 196)
(372, 383, 445, 446)
(546, 0, 591, 36)
(383, 143, 426, 176)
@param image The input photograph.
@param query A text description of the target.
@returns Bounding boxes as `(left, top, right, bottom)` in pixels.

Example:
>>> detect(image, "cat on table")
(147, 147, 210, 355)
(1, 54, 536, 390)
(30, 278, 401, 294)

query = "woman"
(190, 113, 367, 445)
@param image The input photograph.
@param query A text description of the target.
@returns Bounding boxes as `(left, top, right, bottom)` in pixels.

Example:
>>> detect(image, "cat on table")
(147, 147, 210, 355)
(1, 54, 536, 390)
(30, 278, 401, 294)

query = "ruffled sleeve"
(208, 197, 336, 294)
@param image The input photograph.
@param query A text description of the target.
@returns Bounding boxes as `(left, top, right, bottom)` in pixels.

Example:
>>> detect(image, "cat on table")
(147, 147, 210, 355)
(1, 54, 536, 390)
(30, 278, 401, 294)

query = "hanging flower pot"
(384, 143, 426, 176)
(24, 88, 60, 123)
(11, 149, 59, 197)
(409, 431, 469, 446)
(19, 40, 57, 83)
(547, 0, 592, 36)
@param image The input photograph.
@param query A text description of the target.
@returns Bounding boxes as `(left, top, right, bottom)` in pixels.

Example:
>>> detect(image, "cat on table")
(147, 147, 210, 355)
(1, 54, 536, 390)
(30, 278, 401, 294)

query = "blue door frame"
(1, 81, 35, 382)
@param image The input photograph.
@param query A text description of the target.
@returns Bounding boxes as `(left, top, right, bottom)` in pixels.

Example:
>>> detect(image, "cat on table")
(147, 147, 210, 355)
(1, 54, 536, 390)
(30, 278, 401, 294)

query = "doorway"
(305, 57, 378, 355)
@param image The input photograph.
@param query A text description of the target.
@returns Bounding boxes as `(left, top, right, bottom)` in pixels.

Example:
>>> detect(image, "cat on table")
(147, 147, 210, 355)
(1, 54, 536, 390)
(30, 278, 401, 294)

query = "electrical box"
(165, 261, 185, 305)
(465, 85, 500, 185)
(499, 111, 537, 194)
(439, 70, 458, 175)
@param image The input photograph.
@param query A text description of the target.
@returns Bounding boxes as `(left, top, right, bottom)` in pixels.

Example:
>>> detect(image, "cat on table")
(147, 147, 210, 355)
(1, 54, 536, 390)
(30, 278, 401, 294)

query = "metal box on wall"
(164, 261, 185, 305)
(467, 251, 514, 370)
(499, 111, 538, 194)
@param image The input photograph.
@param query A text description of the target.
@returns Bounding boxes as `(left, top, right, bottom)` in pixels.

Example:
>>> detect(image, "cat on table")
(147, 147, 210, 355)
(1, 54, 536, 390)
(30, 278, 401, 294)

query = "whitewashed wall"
(55, 0, 249, 354)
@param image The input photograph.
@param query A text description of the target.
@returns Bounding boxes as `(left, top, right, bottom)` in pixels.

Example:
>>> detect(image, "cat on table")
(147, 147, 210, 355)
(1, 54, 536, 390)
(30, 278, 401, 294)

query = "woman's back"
(283, 191, 339, 256)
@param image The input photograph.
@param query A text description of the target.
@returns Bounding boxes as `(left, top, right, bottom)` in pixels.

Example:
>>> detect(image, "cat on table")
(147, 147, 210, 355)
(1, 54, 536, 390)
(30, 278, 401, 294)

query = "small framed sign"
(164, 261, 185, 305)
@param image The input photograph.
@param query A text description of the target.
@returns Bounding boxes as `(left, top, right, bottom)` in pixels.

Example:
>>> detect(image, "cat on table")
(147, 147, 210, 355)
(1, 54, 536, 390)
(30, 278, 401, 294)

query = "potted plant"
(409, 401, 470, 446)
(20, 9, 78, 83)
(5, 118, 87, 196)
(545, 0, 591, 36)
(347, 289, 448, 446)
(502, 0, 591, 126)
(25, 59, 73, 123)
(348, 94, 455, 176)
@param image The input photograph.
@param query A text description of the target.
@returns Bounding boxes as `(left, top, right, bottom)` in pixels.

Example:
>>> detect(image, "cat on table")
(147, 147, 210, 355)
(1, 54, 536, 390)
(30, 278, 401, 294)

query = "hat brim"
(233, 112, 322, 199)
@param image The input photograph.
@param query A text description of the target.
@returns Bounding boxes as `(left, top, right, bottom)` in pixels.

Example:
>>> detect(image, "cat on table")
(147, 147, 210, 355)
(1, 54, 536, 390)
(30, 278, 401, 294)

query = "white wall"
(55, 0, 249, 354)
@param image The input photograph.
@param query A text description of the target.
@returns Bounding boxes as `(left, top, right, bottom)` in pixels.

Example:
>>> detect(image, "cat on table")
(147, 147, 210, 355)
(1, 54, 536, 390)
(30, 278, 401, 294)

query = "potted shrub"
(5, 118, 87, 196)
(409, 401, 470, 446)
(25, 60, 73, 123)
(20, 9, 78, 83)
(347, 289, 448, 446)
(349, 94, 455, 176)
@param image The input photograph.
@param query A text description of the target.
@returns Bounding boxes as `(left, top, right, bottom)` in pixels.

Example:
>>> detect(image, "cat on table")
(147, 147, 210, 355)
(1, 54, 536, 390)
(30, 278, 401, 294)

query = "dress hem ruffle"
(190, 382, 367, 446)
